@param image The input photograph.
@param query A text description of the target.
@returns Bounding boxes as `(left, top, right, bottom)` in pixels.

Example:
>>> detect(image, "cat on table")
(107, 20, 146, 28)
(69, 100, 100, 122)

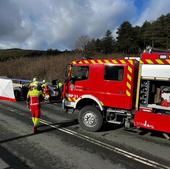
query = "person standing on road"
(27, 85, 42, 134)
(41, 80, 50, 102)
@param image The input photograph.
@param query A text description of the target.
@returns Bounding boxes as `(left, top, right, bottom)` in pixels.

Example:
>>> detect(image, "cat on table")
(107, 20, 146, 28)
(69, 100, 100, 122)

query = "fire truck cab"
(62, 48, 170, 133)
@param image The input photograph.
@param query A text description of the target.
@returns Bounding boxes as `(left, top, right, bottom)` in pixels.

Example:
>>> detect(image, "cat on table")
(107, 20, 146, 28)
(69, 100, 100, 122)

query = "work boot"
(33, 126, 37, 134)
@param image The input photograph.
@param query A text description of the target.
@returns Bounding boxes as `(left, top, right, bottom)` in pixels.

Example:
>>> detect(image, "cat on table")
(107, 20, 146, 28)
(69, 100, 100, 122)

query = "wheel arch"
(74, 95, 104, 111)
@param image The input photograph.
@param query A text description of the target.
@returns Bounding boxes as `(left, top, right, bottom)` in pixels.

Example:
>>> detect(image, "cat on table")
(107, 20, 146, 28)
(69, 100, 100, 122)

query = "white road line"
(40, 119, 170, 169)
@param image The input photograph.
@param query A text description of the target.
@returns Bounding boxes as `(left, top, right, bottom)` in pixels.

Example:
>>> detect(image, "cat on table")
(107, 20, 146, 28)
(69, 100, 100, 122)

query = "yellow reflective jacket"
(27, 89, 42, 98)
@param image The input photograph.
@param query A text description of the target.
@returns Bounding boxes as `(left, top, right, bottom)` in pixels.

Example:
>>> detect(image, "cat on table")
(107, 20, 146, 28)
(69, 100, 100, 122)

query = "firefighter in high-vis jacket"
(27, 85, 42, 133)
(41, 80, 50, 102)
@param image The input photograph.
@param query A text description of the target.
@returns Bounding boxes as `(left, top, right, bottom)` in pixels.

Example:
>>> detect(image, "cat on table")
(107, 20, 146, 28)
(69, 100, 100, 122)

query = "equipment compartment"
(139, 79, 170, 113)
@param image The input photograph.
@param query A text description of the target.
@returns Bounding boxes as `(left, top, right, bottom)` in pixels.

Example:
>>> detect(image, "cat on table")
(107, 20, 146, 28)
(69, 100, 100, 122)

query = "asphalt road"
(0, 101, 170, 169)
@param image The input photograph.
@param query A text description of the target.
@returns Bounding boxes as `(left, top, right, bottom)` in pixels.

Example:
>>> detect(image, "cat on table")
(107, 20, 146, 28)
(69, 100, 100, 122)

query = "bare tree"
(75, 35, 91, 51)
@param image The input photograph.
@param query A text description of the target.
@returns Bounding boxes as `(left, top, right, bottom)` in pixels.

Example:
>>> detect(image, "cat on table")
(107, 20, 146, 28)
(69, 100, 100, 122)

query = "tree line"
(76, 13, 170, 55)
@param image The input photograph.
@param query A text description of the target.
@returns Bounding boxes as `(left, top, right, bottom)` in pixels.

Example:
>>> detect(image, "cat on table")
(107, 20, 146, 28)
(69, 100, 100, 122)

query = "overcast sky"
(0, 0, 170, 50)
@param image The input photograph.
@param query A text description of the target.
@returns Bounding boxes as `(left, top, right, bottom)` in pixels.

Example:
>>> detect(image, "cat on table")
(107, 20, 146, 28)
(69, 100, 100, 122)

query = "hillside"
(0, 49, 131, 82)
(0, 48, 63, 62)
(0, 49, 83, 81)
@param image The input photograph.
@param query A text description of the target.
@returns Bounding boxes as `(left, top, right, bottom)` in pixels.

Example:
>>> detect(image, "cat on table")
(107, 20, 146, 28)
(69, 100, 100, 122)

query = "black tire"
(78, 106, 103, 132)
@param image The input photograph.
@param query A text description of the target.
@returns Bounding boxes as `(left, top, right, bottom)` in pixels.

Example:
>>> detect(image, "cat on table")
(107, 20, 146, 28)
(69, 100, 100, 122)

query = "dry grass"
(0, 51, 133, 82)
(0, 51, 81, 82)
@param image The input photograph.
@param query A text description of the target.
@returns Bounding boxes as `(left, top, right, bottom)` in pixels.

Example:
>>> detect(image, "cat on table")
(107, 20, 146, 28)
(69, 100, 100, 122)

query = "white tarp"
(0, 78, 16, 102)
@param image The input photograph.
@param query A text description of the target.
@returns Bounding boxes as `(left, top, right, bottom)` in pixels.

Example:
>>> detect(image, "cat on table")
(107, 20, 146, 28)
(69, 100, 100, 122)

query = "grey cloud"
(1, 0, 169, 50)
(0, 0, 32, 48)
(0, 0, 21, 36)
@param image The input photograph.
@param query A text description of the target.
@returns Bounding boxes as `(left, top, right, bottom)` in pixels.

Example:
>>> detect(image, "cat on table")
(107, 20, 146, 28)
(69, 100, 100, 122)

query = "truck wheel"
(78, 106, 103, 132)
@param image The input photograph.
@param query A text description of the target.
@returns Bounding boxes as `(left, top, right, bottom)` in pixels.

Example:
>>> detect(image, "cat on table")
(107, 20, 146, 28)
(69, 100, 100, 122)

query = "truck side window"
(104, 66, 124, 81)
(71, 66, 89, 81)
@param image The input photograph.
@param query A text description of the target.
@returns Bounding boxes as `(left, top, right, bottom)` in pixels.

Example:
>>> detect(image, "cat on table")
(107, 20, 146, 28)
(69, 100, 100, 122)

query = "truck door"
(66, 65, 89, 100)
(103, 64, 133, 109)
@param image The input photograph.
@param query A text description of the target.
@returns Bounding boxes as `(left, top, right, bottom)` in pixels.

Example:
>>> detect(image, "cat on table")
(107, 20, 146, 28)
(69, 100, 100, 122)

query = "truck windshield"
(71, 66, 89, 81)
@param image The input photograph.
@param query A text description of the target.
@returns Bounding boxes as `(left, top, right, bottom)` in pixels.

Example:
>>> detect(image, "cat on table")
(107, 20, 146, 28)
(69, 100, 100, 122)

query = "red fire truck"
(62, 48, 170, 135)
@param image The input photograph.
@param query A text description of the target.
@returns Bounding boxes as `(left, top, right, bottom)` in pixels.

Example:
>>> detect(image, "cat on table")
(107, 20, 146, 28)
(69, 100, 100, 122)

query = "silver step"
(107, 108, 126, 114)
(107, 120, 122, 124)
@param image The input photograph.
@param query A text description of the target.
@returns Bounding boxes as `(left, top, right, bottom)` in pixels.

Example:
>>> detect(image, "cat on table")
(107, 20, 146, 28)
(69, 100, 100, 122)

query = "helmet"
(33, 77, 37, 82)
(43, 79, 46, 83)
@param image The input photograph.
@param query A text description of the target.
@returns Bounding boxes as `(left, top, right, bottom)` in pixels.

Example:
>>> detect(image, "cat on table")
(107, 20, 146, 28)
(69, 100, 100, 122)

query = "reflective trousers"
(30, 104, 41, 127)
